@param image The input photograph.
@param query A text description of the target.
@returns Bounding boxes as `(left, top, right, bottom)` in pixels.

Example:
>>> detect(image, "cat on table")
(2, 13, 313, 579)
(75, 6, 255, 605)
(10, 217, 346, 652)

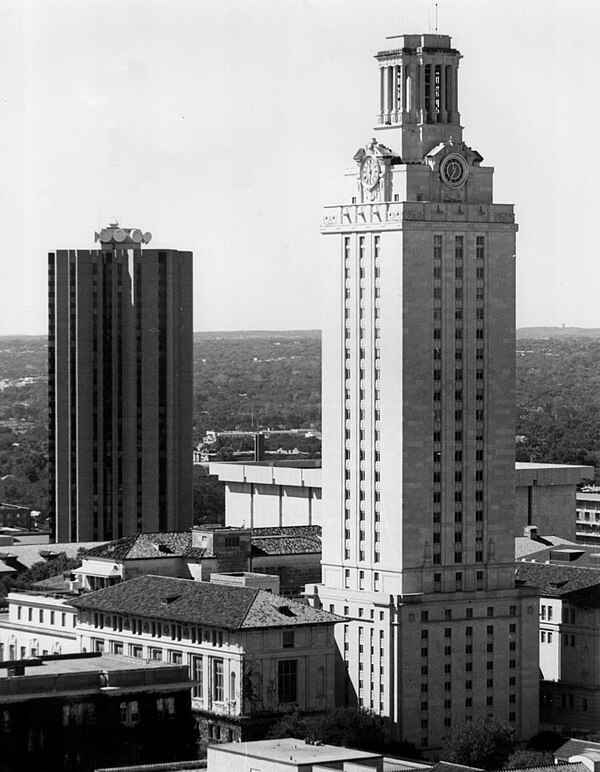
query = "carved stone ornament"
(442, 188, 462, 202)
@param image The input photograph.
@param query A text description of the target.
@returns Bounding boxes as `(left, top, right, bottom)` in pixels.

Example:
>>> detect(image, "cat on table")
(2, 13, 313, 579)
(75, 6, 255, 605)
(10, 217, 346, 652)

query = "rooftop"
(515, 534, 578, 560)
(208, 737, 383, 765)
(515, 562, 600, 599)
(81, 526, 322, 562)
(518, 541, 600, 568)
(0, 652, 175, 678)
(71, 575, 341, 630)
(0, 541, 105, 572)
(0, 653, 192, 702)
(555, 739, 600, 760)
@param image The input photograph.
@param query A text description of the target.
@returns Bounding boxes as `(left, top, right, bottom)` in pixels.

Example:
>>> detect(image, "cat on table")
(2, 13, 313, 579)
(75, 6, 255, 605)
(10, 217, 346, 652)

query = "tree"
(504, 750, 555, 768)
(526, 730, 565, 753)
(441, 717, 517, 770)
(266, 706, 419, 757)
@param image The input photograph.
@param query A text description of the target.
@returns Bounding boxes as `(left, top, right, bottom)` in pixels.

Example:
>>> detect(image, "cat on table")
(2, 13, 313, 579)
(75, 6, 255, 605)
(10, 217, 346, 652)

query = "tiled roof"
(251, 526, 321, 537)
(491, 765, 588, 772)
(83, 527, 322, 561)
(0, 542, 104, 572)
(515, 562, 600, 597)
(555, 739, 600, 759)
(182, 547, 213, 560)
(84, 533, 191, 561)
(251, 526, 321, 556)
(71, 575, 341, 630)
(429, 762, 482, 772)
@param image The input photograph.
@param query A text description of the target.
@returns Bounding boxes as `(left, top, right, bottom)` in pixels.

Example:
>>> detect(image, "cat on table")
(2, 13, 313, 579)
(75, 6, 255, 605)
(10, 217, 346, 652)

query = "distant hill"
(193, 329, 320, 340)
(517, 327, 600, 339)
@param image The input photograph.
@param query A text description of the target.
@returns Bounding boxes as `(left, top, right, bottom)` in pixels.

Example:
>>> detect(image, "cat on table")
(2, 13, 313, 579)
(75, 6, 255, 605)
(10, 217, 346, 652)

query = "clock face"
(440, 153, 469, 188)
(360, 155, 380, 188)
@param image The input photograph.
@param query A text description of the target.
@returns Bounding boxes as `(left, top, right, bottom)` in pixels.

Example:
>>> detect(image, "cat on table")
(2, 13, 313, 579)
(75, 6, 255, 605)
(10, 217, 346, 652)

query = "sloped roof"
(251, 525, 321, 556)
(0, 542, 103, 572)
(555, 739, 600, 760)
(430, 762, 482, 772)
(491, 765, 587, 772)
(84, 533, 191, 561)
(71, 575, 341, 630)
(515, 562, 600, 597)
(83, 527, 322, 562)
(515, 535, 577, 559)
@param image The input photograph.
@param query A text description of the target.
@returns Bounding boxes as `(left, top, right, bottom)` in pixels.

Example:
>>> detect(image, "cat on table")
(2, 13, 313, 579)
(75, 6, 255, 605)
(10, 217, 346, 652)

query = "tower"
(311, 35, 539, 748)
(48, 225, 193, 542)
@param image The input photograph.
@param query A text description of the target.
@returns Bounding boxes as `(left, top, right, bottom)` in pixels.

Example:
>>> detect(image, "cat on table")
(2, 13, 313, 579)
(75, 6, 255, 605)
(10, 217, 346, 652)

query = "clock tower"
(310, 34, 539, 749)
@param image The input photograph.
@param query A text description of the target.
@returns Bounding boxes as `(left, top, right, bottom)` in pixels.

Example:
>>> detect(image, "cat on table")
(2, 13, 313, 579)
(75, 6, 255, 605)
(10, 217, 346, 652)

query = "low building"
(0, 651, 196, 772)
(515, 463, 594, 541)
(576, 491, 600, 547)
(0, 587, 80, 659)
(516, 552, 600, 734)
(208, 461, 592, 539)
(73, 525, 321, 597)
(208, 738, 384, 772)
(0, 502, 33, 529)
(208, 461, 322, 528)
(71, 574, 341, 743)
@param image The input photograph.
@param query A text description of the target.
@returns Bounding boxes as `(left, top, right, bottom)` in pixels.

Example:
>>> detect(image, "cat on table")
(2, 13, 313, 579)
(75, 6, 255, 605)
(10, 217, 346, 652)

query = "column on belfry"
(439, 63, 447, 122)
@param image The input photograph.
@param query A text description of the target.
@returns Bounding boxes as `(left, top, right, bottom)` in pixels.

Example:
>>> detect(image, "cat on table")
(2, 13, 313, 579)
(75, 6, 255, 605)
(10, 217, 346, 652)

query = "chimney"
(524, 525, 539, 540)
(253, 433, 265, 462)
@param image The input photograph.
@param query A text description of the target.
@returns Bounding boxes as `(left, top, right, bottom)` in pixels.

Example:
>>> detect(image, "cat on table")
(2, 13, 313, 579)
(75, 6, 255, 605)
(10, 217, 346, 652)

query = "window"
(283, 631, 295, 649)
(120, 700, 140, 726)
(278, 659, 298, 704)
(156, 696, 176, 720)
(213, 659, 224, 702)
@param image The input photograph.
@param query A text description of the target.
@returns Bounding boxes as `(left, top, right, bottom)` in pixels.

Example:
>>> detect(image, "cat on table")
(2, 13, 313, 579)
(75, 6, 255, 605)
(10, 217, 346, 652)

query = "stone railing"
(322, 201, 515, 228)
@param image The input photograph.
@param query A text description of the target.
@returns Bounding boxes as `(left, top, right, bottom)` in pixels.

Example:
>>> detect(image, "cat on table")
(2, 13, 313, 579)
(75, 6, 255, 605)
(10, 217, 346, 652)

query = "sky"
(1, 0, 599, 335)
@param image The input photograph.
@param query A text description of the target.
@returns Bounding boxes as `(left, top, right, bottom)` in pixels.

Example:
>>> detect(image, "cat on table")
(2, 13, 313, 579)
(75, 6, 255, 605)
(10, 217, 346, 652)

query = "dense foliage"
(441, 717, 517, 769)
(504, 749, 555, 768)
(2, 331, 600, 517)
(516, 338, 600, 476)
(193, 331, 320, 440)
(266, 707, 420, 757)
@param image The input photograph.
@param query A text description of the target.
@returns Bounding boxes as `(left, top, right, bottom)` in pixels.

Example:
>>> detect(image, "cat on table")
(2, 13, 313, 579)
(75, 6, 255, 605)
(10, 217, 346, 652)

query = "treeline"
(1, 332, 600, 518)
(193, 331, 321, 440)
(516, 338, 600, 476)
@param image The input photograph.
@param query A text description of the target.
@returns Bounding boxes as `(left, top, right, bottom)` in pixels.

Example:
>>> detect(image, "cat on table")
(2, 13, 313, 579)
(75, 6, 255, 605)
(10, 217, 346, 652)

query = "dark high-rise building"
(48, 225, 193, 542)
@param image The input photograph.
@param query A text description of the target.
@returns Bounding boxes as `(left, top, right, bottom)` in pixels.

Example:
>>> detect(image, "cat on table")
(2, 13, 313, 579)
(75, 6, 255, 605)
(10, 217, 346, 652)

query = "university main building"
(310, 34, 539, 748)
